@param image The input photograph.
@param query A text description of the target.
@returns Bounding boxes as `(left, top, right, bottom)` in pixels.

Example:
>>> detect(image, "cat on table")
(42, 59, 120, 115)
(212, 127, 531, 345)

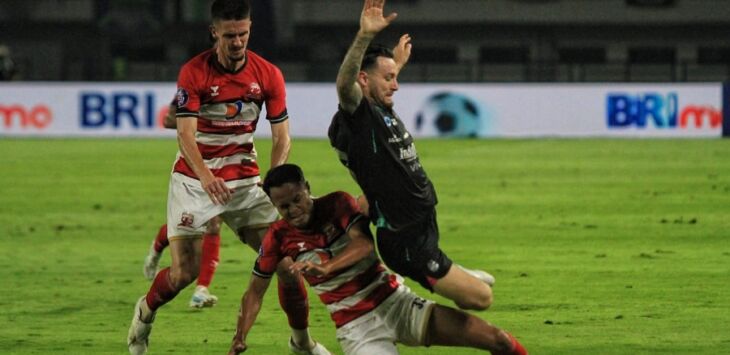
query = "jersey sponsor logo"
(210, 86, 220, 97)
(199, 100, 260, 124)
(0, 104, 52, 129)
(176, 88, 189, 108)
(398, 143, 418, 160)
(225, 101, 245, 119)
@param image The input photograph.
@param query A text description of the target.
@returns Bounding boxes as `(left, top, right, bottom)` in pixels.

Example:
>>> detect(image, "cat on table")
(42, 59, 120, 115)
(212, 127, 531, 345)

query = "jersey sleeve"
(252, 227, 282, 278)
(334, 192, 365, 233)
(175, 64, 201, 117)
(264, 65, 288, 123)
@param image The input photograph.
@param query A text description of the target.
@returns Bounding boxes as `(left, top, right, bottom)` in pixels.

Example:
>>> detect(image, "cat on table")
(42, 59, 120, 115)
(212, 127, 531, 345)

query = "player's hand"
(290, 261, 330, 277)
(393, 34, 412, 69)
(360, 0, 397, 37)
(201, 175, 234, 205)
(228, 338, 247, 354)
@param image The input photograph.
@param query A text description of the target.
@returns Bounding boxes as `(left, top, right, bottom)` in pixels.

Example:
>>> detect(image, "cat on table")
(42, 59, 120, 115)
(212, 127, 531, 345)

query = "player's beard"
(228, 47, 246, 63)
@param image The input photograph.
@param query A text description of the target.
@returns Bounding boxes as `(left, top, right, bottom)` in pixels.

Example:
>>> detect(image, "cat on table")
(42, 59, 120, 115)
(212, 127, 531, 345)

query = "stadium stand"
(0, 0, 729, 82)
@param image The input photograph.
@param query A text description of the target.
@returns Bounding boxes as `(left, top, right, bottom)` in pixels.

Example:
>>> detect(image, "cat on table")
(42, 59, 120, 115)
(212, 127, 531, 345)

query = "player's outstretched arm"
(393, 33, 412, 74)
(229, 275, 272, 355)
(336, 0, 398, 114)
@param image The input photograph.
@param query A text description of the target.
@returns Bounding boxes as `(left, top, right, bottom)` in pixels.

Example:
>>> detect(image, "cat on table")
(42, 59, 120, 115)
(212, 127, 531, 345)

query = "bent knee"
(168, 268, 198, 289)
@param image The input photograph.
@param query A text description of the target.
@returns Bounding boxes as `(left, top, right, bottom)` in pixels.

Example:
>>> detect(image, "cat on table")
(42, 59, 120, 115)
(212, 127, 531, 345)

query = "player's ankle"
(139, 298, 156, 323)
(290, 328, 314, 349)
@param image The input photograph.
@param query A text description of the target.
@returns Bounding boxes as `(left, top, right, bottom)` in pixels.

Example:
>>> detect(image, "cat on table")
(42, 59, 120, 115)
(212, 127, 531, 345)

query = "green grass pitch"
(1, 138, 729, 354)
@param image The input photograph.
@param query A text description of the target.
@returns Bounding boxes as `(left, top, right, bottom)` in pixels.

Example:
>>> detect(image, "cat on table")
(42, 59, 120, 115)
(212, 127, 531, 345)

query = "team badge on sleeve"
(176, 88, 189, 108)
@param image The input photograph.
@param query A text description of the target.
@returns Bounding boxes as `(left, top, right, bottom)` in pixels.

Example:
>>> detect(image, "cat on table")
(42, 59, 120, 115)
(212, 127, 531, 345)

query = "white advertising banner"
(0, 82, 723, 138)
(0, 82, 177, 137)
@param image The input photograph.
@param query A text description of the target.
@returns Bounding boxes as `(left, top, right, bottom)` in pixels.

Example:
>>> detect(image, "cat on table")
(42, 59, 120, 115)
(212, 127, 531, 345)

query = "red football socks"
(145, 268, 180, 311)
(197, 234, 220, 287)
(153, 224, 169, 253)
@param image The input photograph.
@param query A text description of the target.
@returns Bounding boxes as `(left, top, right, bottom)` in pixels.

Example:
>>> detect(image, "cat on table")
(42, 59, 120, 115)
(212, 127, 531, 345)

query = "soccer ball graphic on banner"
(415, 91, 488, 138)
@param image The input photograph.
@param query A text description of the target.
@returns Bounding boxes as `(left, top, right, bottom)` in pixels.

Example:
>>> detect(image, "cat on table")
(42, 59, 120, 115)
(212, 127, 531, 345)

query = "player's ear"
(304, 181, 311, 193)
(209, 25, 217, 40)
(357, 71, 368, 87)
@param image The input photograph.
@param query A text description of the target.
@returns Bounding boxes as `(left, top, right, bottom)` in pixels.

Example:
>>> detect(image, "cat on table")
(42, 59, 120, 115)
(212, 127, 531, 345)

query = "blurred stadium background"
(1, 0, 729, 83)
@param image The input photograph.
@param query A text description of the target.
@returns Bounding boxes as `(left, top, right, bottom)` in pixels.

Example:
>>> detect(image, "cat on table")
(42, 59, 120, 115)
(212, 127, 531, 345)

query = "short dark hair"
(211, 0, 251, 22)
(361, 44, 394, 72)
(263, 164, 306, 196)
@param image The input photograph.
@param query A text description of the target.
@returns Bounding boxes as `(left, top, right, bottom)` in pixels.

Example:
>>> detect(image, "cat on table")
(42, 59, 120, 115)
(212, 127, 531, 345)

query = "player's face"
(269, 182, 314, 229)
(364, 57, 399, 109)
(211, 18, 252, 65)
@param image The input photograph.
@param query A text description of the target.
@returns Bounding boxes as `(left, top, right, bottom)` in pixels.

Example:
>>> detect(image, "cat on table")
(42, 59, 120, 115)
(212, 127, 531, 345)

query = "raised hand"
(360, 0, 398, 37)
(393, 33, 412, 70)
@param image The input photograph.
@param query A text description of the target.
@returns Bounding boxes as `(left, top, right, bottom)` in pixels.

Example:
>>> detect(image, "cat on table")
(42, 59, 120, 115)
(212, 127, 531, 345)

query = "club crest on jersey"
(178, 212, 194, 228)
(210, 85, 220, 97)
(383, 116, 393, 127)
(246, 83, 263, 100)
(176, 88, 189, 108)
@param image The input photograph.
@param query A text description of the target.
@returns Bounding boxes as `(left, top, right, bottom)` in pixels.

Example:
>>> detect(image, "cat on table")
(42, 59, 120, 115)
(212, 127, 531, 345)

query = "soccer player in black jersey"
(328, 0, 496, 311)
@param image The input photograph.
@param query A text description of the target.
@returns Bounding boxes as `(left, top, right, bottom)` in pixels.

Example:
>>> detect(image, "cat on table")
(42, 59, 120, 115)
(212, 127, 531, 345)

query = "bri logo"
(607, 92, 722, 129)
(81, 91, 170, 129)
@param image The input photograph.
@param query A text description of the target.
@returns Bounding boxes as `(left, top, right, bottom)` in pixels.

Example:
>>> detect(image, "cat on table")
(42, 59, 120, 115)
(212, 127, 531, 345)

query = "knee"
(168, 265, 198, 289)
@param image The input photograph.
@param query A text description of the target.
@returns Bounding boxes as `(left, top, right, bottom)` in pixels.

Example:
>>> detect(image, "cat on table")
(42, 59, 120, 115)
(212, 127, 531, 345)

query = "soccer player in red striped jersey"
(228, 164, 527, 355)
(142, 103, 224, 309)
(127, 1, 330, 354)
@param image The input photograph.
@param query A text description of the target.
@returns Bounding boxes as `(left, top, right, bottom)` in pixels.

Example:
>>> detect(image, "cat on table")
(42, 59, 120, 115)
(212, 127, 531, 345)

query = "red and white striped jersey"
(173, 49, 288, 186)
(254, 192, 400, 328)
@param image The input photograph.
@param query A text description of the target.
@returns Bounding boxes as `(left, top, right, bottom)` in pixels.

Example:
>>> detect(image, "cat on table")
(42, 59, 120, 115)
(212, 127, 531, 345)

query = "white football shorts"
(335, 284, 435, 355)
(166, 173, 278, 239)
